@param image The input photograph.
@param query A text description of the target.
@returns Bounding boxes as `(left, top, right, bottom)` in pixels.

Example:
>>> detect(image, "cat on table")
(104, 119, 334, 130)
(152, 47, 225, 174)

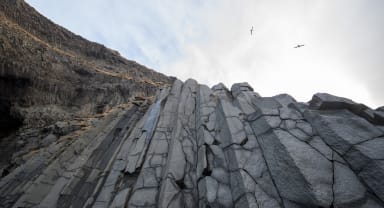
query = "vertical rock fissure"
(64, 106, 145, 208)
(331, 151, 335, 208)
(131, 99, 165, 174)
(128, 80, 183, 208)
(90, 107, 151, 208)
(157, 79, 199, 208)
(247, 132, 286, 208)
(232, 94, 286, 208)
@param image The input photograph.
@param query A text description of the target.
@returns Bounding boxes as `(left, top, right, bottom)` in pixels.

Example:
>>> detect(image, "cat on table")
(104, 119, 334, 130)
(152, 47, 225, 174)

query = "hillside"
(0, 0, 172, 181)
(0, 0, 172, 130)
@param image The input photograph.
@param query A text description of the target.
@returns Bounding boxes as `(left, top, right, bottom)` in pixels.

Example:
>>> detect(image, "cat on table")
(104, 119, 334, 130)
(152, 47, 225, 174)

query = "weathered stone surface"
(231, 82, 255, 97)
(273, 94, 297, 107)
(310, 93, 384, 125)
(1, 80, 384, 208)
(1, 1, 384, 207)
(333, 161, 366, 207)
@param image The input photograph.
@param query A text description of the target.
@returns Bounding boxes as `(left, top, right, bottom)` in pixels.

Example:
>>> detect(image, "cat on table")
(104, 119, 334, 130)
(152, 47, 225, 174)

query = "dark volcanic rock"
(1, 79, 383, 208)
(309, 93, 383, 125)
(1, 1, 384, 208)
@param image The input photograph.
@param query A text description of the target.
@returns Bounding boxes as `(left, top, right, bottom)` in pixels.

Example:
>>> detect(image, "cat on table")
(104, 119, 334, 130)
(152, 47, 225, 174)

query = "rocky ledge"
(1, 79, 383, 208)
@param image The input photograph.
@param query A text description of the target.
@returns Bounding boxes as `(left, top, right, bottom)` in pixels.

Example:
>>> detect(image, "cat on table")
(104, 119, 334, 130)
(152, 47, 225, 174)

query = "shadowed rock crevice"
(0, 98, 23, 138)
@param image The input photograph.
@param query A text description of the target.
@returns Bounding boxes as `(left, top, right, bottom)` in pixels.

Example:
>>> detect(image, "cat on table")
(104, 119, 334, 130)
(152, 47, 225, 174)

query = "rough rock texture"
(0, 0, 172, 130)
(1, 79, 383, 208)
(0, 0, 172, 176)
(1, 1, 384, 208)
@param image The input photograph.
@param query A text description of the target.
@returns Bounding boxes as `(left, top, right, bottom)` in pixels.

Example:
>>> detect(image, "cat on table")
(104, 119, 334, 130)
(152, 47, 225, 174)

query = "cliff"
(0, 0, 172, 130)
(1, 1, 384, 208)
(0, 0, 172, 175)
(1, 80, 384, 208)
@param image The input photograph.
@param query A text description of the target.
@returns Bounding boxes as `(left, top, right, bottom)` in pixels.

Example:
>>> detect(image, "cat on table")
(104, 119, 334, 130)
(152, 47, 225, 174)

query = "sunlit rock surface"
(1, 79, 383, 208)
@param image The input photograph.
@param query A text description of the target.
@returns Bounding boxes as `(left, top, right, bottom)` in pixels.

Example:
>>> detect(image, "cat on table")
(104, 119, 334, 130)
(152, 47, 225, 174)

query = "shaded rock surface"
(1, 79, 383, 208)
(0, 0, 173, 131)
(0, 0, 172, 177)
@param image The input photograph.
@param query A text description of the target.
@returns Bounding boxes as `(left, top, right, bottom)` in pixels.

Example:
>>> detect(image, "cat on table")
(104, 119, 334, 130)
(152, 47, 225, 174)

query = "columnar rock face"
(1, 1, 384, 208)
(1, 79, 383, 208)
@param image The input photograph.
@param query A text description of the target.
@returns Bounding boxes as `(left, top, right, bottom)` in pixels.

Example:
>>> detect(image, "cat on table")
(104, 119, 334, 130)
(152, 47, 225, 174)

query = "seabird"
(250, 26, 253, 35)
(294, 44, 305, 48)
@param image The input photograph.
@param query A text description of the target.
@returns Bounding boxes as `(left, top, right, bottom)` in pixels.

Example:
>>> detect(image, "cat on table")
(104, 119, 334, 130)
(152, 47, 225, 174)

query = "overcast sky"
(26, 0, 384, 108)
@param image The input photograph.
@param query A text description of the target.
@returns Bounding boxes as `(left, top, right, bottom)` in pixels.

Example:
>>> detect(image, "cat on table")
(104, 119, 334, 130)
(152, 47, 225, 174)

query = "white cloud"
(26, 0, 384, 108)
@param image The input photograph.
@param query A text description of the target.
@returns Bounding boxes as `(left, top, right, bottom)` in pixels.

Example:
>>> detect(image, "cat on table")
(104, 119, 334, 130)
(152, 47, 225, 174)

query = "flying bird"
(294, 44, 305, 48)
(250, 26, 253, 35)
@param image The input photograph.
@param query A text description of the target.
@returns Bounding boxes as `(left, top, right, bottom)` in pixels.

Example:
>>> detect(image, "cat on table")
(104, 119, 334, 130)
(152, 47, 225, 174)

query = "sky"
(26, 0, 384, 108)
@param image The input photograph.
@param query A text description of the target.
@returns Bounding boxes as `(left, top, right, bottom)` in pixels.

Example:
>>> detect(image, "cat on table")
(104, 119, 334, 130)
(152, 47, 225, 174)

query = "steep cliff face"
(1, 1, 384, 208)
(1, 79, 384, 208)
(0, 0, 172, 175)
(0, 0, 172, 130)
